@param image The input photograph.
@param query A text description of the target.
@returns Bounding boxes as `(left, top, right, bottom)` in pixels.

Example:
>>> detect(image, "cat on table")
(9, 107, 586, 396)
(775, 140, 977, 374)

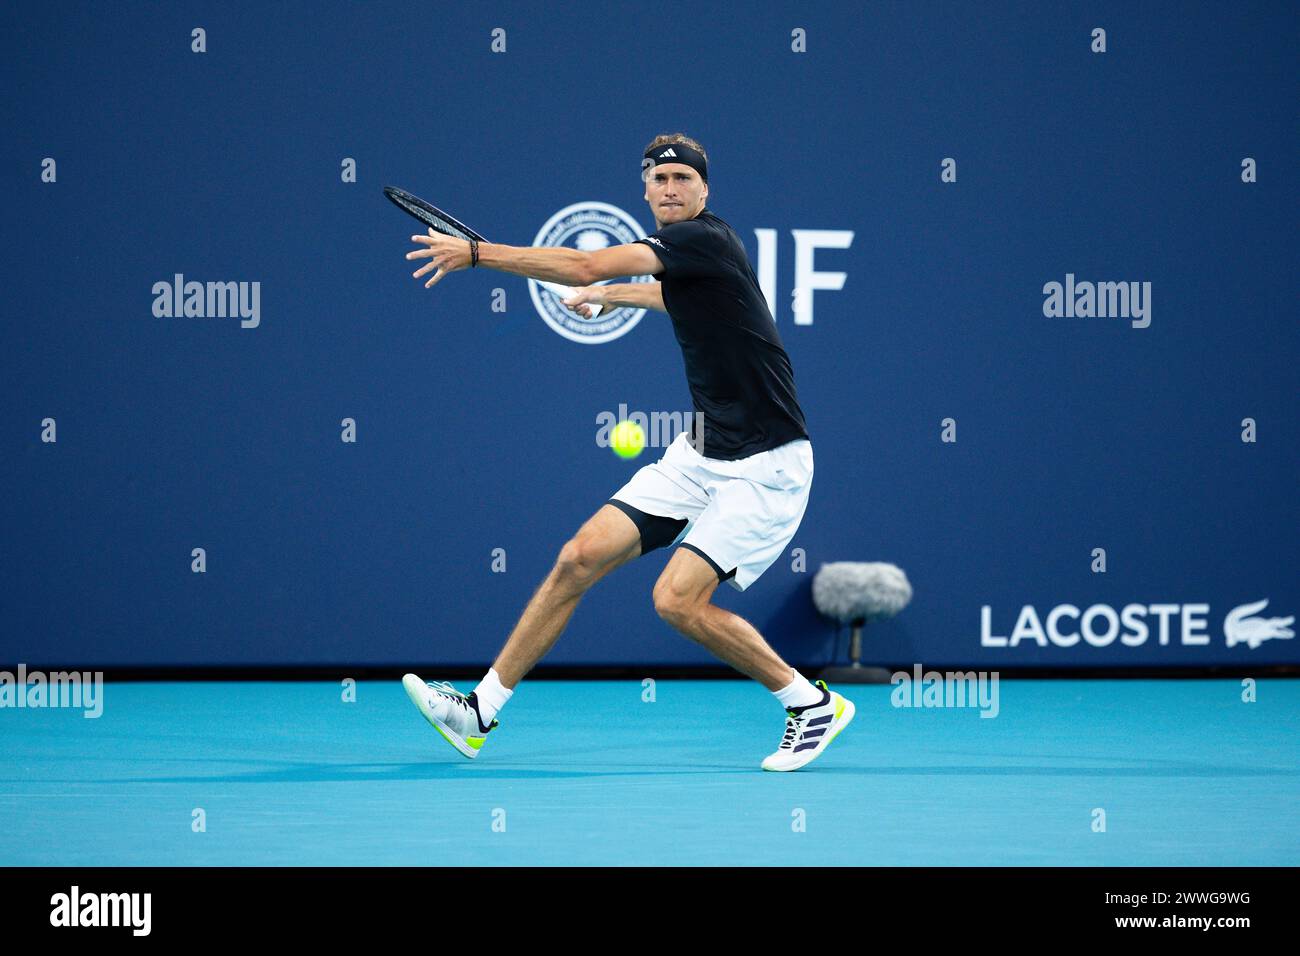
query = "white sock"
(472, 668, 513, 724)
(774, 669, 823, 710)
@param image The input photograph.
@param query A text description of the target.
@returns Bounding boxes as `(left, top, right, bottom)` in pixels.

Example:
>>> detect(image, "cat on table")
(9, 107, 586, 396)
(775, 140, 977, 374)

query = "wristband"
(470, 239, 479, 267)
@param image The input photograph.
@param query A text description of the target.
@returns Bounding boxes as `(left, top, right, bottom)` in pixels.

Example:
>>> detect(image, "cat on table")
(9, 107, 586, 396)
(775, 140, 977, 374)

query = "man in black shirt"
(401, 133, 854, 771)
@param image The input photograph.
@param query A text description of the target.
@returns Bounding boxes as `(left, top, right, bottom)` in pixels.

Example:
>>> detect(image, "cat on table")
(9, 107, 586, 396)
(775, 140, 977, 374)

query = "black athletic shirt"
(634, 207, 810, 460)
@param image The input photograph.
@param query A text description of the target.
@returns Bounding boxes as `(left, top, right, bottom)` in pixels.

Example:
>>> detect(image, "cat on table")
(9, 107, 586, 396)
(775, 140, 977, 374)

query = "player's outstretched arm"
(474, 242, 593, 285)
(407, 234, 663, 289)
(472, 237, 663, 286)
(408, 232, 596, 288)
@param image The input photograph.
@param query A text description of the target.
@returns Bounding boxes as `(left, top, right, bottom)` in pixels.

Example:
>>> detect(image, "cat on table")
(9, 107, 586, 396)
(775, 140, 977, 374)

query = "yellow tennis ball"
(610, 420, 646, 459)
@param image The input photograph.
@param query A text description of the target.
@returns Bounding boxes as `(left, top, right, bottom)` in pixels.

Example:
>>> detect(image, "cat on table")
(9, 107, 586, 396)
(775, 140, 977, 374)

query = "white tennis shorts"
(609, 430, 814, 591)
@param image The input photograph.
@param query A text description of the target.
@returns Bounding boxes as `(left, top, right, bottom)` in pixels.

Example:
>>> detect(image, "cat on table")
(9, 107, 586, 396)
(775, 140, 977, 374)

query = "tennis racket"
(384, 185, 602, 318)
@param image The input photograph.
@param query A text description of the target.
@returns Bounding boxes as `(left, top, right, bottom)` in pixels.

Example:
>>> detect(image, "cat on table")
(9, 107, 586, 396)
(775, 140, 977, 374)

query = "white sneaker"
(761, 679, 855, 771)
(402, 674, 499, 759)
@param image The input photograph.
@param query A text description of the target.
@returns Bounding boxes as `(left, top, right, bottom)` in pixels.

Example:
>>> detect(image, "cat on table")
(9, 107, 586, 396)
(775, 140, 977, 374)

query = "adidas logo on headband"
(644, 142, 707, 183)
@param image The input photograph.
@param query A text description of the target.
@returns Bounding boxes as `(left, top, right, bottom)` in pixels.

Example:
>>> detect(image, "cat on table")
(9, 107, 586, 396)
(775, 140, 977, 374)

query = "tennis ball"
(610, 420, 646, 459)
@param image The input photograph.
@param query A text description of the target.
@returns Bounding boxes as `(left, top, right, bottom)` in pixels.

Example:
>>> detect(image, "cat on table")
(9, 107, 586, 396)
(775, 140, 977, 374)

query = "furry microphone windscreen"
(812, 562, 913, 623)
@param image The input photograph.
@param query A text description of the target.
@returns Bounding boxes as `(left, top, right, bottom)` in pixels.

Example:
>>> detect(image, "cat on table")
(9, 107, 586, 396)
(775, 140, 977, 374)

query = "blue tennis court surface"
(2, 679, 1295, 866)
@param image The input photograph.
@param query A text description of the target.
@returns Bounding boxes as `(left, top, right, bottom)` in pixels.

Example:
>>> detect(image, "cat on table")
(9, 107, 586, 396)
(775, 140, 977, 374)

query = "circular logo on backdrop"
(529, 202, 654, 344)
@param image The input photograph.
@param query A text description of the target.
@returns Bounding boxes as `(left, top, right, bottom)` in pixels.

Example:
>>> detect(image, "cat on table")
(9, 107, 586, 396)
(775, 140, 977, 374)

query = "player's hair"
(644, 133, 709, 165)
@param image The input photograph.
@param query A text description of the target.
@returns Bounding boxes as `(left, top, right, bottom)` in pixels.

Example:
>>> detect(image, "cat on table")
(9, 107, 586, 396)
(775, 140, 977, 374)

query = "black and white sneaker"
(761, 679, 855, 771)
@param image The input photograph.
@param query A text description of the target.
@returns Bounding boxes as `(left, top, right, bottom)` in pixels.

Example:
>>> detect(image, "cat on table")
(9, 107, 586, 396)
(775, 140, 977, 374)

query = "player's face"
(644, 162, 708, 225)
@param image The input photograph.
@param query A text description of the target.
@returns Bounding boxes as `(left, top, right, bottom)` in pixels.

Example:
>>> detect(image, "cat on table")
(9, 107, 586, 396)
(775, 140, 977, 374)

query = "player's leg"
(401, 503, 641, 758)
(651, 546, 792, 689)
(651, 439, 852, 770)
(476, 438, 704, 709)
(650, 439, 815, 689)
(402, 430, 705, 758)
(653, 546, 852, 772)
(490, 503, 643, 686)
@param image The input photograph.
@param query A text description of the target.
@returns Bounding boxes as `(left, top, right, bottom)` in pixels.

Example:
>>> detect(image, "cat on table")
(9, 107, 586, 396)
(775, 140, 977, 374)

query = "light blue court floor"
(0, 680, 1296, 866)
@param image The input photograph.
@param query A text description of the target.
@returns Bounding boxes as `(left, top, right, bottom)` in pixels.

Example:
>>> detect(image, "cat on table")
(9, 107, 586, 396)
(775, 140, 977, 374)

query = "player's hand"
(561, 285, 608, 318)
(405, 229, 471, 288)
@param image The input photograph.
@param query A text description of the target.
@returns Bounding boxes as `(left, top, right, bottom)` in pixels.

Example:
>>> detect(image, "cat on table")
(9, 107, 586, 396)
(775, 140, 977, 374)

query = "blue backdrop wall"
(3, 1, 1296, 669)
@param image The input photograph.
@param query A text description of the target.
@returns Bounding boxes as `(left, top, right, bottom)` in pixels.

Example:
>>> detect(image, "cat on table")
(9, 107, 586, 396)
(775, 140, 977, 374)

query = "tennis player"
(400, 133, 853, 771)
